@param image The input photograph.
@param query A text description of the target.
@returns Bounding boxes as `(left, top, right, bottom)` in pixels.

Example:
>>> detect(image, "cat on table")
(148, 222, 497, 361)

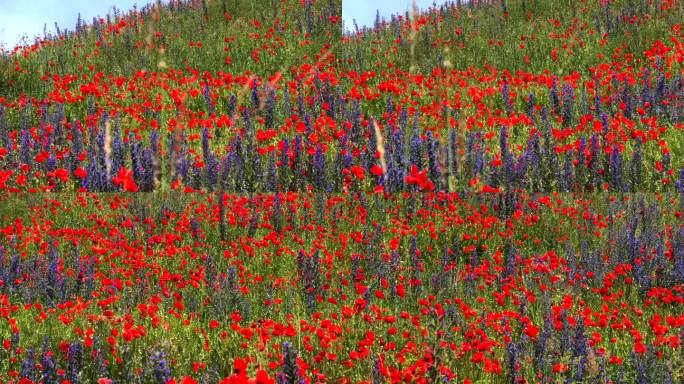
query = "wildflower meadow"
(0, 0, 683, 383)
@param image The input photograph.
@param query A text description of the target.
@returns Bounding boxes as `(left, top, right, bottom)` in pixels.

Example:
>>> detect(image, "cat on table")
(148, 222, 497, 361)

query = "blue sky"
(343, 0, 444, 32)
(0, 0, 151, 51)
(0, 0, 448, 49)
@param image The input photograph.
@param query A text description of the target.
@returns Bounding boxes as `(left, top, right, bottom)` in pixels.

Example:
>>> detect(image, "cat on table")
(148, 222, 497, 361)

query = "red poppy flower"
(405, 165, 434, 191)
(74, 167, 87, 179)
(634, 342, 647, 354)
(54, 168, 69, 182)
(349, 165, 365, 180)
(112, 168, 138, 192)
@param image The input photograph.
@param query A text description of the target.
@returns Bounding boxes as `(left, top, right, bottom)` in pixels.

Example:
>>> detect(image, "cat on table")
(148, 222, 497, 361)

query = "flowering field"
(0, 0, 683, 383)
